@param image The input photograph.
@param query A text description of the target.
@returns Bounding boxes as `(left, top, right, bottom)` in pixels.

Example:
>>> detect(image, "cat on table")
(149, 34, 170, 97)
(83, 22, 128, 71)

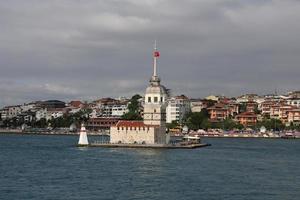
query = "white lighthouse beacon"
(78, 122, 89, 146)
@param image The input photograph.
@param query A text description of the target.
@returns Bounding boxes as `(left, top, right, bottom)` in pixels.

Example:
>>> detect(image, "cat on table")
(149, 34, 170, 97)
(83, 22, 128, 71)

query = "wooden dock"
(78, 143, 211, 149)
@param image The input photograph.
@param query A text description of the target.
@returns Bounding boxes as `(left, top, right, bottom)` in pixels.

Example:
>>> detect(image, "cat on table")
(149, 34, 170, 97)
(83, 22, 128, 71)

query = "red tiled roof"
(115, 120, 158, 128)
(69, 100, 83, 107)
(236, 112, 257, 117)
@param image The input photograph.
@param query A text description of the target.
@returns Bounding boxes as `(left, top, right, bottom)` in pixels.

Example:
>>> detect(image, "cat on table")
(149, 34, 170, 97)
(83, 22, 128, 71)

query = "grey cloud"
(0, 0, 300, 107)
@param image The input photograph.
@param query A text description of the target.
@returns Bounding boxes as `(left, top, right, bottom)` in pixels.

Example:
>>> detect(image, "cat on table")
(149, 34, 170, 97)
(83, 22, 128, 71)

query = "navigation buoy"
(78, 123, 89, 146)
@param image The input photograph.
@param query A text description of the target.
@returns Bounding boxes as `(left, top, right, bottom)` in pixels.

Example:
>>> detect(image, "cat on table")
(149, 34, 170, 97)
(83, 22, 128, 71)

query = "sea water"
(0, 134, 299, 200)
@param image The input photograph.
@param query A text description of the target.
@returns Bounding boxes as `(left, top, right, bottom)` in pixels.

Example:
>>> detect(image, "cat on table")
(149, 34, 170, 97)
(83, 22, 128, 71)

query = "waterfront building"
(35, 108, 47, 121)
(218, 98, 240, 116)
(260, 99, 283, 117)
(86, 117, 120, 131)
(286, 98, 300, 108)
(227, 101, 240, 116)
(245, 100, 257, 113)
(6, 105, 22, 119)
(93, 98, 129, 117)
(0, 107, 9, 120)
(236, 112, 257, 127)
(46, 108, 66, 120)
(287, 108, 300, 125)
(166, 95, 190, 123)
(110, 44, 170, 144)
(278, 104, 295, 125)
(207, 103, 230, 121)
(190, 99, 204, 113)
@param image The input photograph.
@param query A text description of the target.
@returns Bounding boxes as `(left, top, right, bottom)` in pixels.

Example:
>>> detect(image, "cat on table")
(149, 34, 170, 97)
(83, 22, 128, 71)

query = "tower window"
(161, 97, 163, 102)
(154, 97, 158, 102)
(148, 97, 151, 103)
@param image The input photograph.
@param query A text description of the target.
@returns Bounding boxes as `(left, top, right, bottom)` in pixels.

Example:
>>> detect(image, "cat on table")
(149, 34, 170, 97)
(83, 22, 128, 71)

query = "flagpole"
(153, 40, 157, 77)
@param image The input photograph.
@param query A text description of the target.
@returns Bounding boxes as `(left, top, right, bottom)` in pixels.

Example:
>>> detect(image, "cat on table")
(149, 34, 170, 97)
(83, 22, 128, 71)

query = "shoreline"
(82, 143, 211, 149)
(0, 130, 299, 139)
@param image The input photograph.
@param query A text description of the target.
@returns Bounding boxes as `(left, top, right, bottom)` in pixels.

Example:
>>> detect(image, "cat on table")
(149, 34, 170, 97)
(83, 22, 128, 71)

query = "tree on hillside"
(184, 109, 209, 130)
(122, 94, 143, 120)
(257, 118, 285, 131)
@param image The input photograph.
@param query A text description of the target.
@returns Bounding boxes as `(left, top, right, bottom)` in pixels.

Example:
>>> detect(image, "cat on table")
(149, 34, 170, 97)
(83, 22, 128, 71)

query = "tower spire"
(150, 41, 161, 86)
(153, 40, 159, 77)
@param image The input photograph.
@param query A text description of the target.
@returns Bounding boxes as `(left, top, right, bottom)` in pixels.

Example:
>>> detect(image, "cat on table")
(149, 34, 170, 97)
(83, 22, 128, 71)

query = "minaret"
(78, 122, 89, 146)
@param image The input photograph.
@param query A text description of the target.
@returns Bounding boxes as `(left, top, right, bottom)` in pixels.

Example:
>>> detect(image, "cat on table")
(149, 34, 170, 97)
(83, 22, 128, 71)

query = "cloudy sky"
(1, 0, 300, 107)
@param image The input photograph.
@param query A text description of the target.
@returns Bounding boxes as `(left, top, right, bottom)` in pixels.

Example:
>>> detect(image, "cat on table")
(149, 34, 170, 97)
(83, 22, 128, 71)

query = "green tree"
(200, 119, 211, 130)
(184, 109, 209, 130)
(257, 118, 285, 131)
(122, 94, 143, 120)
(35, 118, 47, 128)
(166, 120, 180, 129)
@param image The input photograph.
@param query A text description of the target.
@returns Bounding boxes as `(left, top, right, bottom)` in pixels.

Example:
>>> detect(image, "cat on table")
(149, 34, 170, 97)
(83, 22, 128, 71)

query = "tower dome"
(145, 84, 168, 96)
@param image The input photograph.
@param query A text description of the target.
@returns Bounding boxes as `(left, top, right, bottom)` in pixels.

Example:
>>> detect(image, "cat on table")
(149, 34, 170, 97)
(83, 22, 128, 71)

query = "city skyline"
(1, 0, 300, 107)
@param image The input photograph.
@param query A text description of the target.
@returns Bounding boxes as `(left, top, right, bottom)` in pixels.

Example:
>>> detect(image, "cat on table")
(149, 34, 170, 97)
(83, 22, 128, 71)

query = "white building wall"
(7, 106, 22, 118)
(110, 126, 156, 144)
(36, 108, 47, 121)
(287, 99, 300, 108)
(111, 105, 128, 116)
(166, 97, 191, 123)
(21, 104, 35, 112)
(110, 126, 167, 144)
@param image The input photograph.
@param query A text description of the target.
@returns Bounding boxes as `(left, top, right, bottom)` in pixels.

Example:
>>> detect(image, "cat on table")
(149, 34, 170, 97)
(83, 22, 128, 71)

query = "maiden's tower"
(110, 44, 170, 144)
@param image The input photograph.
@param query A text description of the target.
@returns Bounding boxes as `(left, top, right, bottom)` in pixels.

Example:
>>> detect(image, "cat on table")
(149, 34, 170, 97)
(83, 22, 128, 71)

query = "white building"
(94, 99, 129, 117)
(35, 108, 47, 121)
(6, 105, 22, 119)
(287, 98, 300, 108)
(20, 103, 36, 112)
(111, 104, 128, 117)
(0, 108, 8, 120)
(110, 44, 170, 144)
(46, 108, 65, 120)
(166, 95, 190, 123)
(190, 99, 204, 113)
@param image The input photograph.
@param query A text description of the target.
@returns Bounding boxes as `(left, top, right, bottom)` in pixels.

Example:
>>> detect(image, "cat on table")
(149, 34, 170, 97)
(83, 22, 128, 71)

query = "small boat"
(182, 135, 201, 144)
(281, 132, 296, 139)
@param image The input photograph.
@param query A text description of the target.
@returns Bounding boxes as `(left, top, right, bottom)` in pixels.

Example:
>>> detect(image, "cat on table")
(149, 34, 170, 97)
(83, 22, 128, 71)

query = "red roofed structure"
(115, 120, 159, 128)
(69, 100, 85, 108)
(236, 112, 257, 127)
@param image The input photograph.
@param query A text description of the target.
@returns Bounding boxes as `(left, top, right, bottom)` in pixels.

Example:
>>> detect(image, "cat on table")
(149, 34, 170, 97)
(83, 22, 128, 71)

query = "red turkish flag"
(154, 51, 160, 57)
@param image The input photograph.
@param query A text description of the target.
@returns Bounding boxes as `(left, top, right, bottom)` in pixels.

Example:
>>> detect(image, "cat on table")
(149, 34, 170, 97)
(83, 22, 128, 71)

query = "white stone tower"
(143, 41, 169, 143)
(78, 122, 89, 146)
